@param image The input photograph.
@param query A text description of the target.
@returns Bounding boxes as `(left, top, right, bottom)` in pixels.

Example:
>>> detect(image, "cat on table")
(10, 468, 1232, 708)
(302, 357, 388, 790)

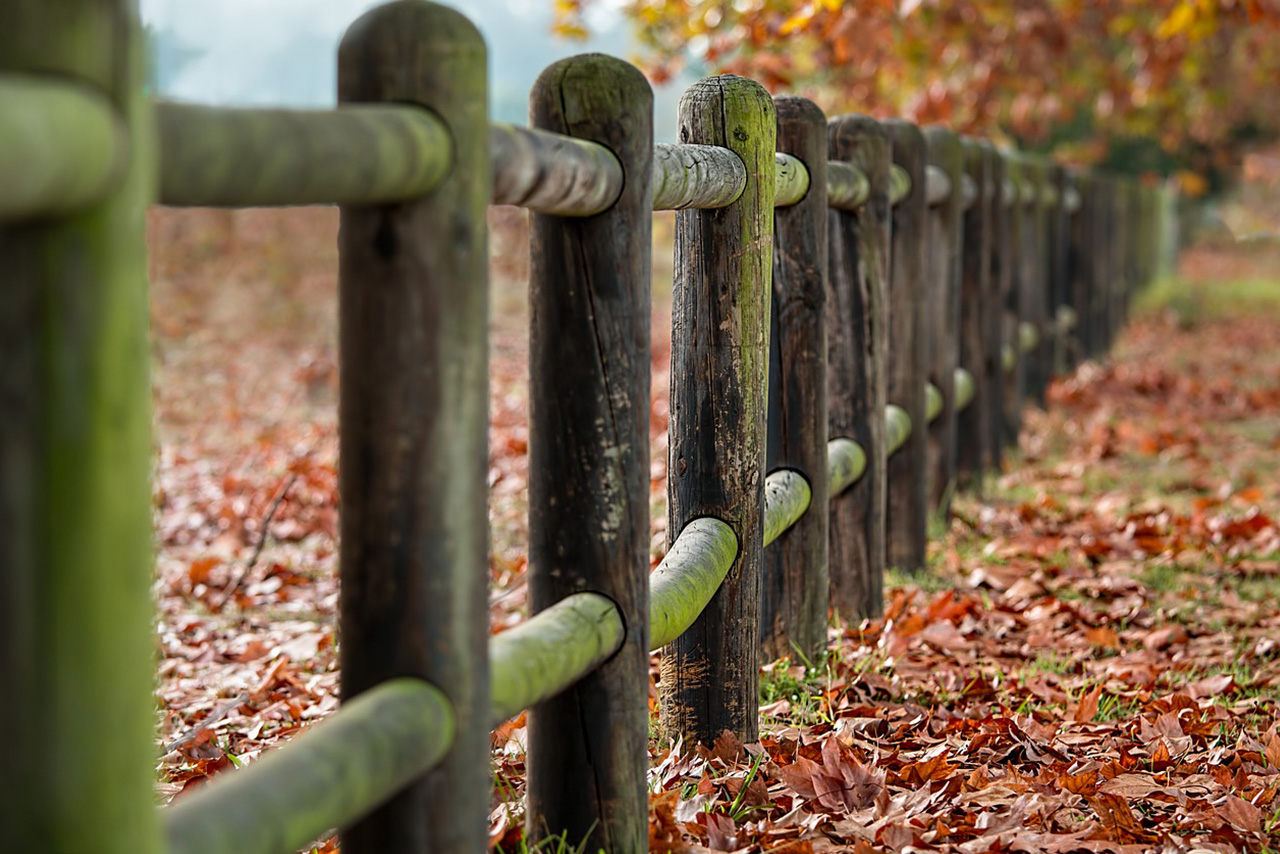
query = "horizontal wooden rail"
(828, 437, 867, 497)
(828, 161, 870, 209)
(774, 152, 810, 207)
(490, 123, 622, 215)
(1002, 178, 1017, 207)
(651, 142, 745, 209)
(648, 518, 739, 649)
(960, 174, 978, 210)
(925, 164, 951, 206)
(164, 680, 454, 854)
(954, 367, 976, 412)
(157, 102, 452, 207)
(0, 75, 126, 221)
(489, 593, 624, 723)
(761, 470, 812, 547)
(925, 381, 944, 423)
(1002, 342, 1018, 373)
(889, 163, 912, 205)
(886, 404, 913, 456)
(1019, 320, 1040, 353)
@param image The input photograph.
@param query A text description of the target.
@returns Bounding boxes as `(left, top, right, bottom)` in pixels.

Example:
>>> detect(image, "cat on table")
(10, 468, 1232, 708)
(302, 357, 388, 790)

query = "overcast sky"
(140, 0, 685, 139)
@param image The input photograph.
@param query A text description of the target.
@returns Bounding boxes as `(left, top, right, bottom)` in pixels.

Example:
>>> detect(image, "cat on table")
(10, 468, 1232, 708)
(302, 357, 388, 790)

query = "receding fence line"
(4, 2, 1172, 854)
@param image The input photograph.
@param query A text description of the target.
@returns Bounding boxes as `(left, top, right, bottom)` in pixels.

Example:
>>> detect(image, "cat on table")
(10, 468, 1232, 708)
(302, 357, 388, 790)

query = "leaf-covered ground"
(149, 203, 1280, 851)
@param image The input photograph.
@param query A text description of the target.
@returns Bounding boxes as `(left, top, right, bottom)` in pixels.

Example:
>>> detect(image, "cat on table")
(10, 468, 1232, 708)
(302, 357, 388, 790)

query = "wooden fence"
(1, 1, 1168, 853)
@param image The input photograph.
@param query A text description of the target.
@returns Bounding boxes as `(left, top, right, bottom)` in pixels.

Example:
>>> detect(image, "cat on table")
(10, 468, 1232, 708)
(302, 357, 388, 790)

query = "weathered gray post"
(761, 95, 830, 662)
(826, 115, 890, 618)
(663, 75, 775, 745)
(1, 2, 159, 852)
(923, 127, 963, 514)
(883, 121, 929, 572)
(526, 54, 653, 854)
(337, 3, 490, 852)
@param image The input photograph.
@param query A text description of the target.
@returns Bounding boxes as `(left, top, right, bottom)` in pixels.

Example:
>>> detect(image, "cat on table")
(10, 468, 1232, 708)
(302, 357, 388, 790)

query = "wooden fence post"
(1046, 163, 1070, 376)
(761, 95, 829, 662)
(826, 115, 889, 618)
(525, 55, 653, 854)
(986, 150, 1010, 468)
(1, 2, 159, 852)
(662, 75, 775, 745)
(923, 127, 963, 514)
(1021, 157, 1050, 406)
(337, 4, 490, 853)
(883, 120, 928, 572)
(956, 138, 994, 486)
(1001, 154, 1026, 450)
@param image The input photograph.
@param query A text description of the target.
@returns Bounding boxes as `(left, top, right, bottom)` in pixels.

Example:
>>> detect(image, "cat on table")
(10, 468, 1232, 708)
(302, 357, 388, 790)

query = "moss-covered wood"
(828, 161, 870, 210)
(336, 4, 490, 853)
(0, 2, 159, 853)
(0, 75, 126, 221)
(826, 115, 889, 619)
(166, 680, 455, 854)
(490, 593, 625, 723)
(158, 102, 451, 207)
(652, 142, 746, 210)
(773, 151, 811, 208)
(923, 127, 963, 515)
(648, 517, 739, 650)
(884, 121, 929, 572)
(762, 469, 813, 549)
(925, 381, 944, 423)
(761, 95, 828, 662)
(889, 163, 912, 206)
(827, 437, 867, 496)
(954, 368, 976, 412)
(490, 121, 622, 215)
(526, 53, 653, 854)
(885, 404, 913, 457)
(663, 74, 775, 746)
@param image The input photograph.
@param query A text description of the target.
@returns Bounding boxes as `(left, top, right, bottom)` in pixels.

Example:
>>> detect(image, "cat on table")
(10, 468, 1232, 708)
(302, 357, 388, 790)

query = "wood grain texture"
(662, 74, 775, 745)
(336, 4, 490, 853)
(490, 121, 622, 215)
(761, 95, 829, 662)
(158, 102, 452, 207)
(883, 120, 929, 572)
(826, 114, 889, 619)
(955, 139, 993, 487)
(0, 2, 160, 853)
(923, 127, 963, 515)
(652, 142, 746, 210)
(526, 53, 654, 854)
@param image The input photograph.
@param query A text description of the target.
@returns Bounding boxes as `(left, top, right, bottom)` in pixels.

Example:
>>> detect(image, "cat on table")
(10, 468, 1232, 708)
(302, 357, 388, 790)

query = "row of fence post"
(1, 1, 1167, 854)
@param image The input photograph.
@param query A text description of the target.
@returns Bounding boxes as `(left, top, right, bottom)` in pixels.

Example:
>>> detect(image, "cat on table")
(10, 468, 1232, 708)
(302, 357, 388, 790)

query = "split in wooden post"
(337, 4, 490, 852)
(662, 74, 776, 746)
(526, 54, 654, 854)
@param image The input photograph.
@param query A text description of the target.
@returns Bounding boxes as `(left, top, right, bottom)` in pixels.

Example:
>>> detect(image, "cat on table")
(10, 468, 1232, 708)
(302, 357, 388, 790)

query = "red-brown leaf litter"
(151, 204, 1280, 851)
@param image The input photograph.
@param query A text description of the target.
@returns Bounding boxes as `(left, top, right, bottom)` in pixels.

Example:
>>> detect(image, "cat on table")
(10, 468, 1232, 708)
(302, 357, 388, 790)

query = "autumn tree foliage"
(558, 0, 1280, 183)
